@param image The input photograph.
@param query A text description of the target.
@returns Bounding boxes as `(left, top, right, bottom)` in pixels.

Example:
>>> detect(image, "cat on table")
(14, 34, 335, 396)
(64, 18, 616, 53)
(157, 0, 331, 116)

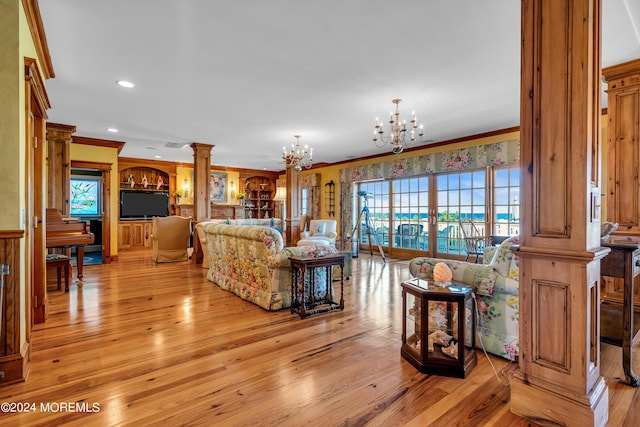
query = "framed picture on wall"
(210, 173, 227, 203)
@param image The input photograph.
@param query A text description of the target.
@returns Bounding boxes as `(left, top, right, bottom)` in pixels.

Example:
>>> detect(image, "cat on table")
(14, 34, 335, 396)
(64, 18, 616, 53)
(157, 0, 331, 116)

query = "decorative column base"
(512, 375, 608, 427)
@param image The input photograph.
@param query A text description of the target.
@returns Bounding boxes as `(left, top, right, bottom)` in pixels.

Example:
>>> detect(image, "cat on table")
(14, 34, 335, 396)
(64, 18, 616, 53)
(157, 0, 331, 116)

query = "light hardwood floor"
(1, 250, 639, 426)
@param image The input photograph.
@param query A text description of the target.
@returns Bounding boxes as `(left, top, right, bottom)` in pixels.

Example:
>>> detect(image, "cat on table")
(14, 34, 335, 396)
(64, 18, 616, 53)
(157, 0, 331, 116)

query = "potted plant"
(173, 189, 184, 204)
(237, 192, 245, 206)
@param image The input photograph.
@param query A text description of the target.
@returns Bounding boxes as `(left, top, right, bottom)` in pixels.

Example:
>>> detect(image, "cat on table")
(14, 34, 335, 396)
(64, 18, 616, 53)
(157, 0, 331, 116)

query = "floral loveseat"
(202, 222, 336, 311)
(408, 236, 520, 360)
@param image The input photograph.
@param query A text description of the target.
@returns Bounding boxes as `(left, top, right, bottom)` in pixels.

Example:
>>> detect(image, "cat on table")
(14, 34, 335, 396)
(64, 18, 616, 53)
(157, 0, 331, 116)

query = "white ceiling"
(38, 0, 640, 171)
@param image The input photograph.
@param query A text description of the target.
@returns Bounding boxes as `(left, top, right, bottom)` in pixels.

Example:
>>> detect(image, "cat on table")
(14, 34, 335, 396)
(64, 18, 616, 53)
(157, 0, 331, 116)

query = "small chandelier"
(283, 134, 313, 172)
(373, 99, 424, 154)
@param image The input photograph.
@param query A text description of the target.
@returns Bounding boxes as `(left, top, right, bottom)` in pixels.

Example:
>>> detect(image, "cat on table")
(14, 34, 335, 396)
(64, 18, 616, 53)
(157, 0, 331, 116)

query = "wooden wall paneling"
(603, 59, 640, 235)
(0, 230, 28, 385)
(513, 0, 608, 425)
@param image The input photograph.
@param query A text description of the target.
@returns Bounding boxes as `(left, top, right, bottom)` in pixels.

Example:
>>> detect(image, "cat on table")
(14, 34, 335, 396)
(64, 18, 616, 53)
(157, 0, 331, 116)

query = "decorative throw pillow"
(313, 223, 327, 236)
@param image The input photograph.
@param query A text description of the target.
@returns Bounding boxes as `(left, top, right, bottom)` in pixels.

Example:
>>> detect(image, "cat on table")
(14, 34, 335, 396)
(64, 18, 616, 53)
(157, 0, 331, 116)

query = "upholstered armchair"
(298, 219, 337, 247)
(151, 216, 192, 262)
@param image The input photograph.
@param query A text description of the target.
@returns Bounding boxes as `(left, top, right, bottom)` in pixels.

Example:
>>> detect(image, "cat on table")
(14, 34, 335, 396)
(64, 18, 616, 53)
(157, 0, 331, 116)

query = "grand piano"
(46, 208, 95, 279)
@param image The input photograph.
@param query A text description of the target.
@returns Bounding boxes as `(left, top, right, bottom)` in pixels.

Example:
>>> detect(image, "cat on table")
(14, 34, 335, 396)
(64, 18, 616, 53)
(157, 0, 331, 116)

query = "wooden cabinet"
(120, 167, 170, 193)
(604, 59, 640, 236)
(243, 176, 275, 219)
(211, 204, 245, 220)
(118, 221, 153, 250)
(603, 59, 640, 306)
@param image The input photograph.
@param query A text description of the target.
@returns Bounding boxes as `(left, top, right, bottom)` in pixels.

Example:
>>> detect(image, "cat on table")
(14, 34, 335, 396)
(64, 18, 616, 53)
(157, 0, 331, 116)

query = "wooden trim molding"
(24, 58, 50, 113)
(21, 0, 54, 79)
(73, 136, 126, 155)
(0, 230, 27, 385)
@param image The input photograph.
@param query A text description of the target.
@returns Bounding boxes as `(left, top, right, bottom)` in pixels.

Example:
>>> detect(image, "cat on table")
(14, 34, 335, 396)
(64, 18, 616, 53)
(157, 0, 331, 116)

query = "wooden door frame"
(71, 160, 113, 264)
(25, 58, 49, 326)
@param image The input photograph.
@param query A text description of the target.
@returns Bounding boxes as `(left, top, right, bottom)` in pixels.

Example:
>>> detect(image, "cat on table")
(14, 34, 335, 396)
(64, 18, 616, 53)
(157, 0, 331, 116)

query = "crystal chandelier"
(283, 134, 313, 172)
(373, 99, 424, 154)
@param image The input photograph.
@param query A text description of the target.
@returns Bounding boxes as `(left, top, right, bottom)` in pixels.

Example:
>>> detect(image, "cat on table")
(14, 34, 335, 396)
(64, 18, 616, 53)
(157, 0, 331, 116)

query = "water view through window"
(356, 166, 519, 257)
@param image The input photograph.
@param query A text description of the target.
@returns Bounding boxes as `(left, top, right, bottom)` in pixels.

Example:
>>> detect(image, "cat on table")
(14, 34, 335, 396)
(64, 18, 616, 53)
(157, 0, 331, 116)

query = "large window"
(437, 170, 486, 255)
(354, 165, 518, 259)
(493, 166, 520, 236)
(357, 181, 389, 247)
(392, 177, 429, 250)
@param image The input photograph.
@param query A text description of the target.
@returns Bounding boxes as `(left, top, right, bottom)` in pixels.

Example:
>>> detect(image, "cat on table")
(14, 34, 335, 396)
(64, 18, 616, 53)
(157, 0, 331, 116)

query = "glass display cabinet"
(401, 278, 477, 378)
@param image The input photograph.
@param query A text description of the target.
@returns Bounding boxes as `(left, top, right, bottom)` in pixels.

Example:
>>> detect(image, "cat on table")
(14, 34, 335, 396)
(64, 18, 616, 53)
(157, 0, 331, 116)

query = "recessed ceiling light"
(154, 155, 162, 159)
(106, 128, 119, 133)
(116, 80, 134, 88)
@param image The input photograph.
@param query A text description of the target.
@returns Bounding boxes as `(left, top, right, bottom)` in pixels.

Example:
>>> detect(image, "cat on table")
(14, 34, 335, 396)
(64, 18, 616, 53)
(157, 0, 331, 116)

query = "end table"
(290, 254, 345, 319)
(401, 278, 477, 378)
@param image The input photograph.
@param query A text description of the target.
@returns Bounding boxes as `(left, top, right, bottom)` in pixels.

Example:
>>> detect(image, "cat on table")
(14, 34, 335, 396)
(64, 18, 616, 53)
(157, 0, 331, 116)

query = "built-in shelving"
(243, 176, 275, 219)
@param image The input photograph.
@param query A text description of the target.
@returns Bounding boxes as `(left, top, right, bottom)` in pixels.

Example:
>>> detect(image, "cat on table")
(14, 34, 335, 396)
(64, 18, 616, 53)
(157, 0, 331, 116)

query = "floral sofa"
(202, 222, 336, 311)
(195, 219, 283, 268)
(408, 236, 519, 360)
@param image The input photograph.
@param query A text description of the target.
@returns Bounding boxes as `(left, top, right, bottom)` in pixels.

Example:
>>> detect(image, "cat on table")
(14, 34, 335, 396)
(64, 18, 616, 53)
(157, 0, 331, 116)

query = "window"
(436, 170, 486, 255)
(300, 187, 308, 216)
(352, 166, 519, 258)
(392, 177, 429, 250)
(493, 166, 520, 236)
(357, 181, 389, 246)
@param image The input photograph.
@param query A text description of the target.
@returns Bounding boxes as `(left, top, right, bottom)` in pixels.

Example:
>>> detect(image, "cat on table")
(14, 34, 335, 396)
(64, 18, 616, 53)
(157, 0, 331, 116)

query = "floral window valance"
(339, 139, 519, 183)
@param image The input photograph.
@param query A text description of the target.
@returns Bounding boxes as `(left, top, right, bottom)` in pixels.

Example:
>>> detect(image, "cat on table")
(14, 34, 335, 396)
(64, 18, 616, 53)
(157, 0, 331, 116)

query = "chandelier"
(283, 134, 313, 172)
(373, 99, 424, 154)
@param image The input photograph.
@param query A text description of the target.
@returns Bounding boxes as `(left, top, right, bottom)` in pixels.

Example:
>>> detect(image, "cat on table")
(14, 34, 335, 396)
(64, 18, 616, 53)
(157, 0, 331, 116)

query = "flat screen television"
(120, 190, 170, 219)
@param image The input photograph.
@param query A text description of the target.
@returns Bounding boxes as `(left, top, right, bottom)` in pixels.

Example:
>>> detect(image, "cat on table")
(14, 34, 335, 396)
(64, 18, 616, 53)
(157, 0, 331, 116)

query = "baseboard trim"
(0, 341, 30, 386)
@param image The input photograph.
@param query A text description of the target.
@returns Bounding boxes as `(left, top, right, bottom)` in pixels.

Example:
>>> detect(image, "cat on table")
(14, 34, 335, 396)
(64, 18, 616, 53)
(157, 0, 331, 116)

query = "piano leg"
(76, 246, 85, 279)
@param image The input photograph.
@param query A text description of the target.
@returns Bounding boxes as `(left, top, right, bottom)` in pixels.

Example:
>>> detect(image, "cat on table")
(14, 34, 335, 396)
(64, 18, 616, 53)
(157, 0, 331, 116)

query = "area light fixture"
(373, 99, 424, 154)
(116, 80, 135, 88)
(283, 134, 313, 173)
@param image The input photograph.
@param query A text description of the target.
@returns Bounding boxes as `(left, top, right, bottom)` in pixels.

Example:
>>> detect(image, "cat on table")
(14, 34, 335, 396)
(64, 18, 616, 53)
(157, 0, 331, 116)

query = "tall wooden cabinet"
(603, 58, 640, 307)
(243, 175, 275, 219)
(604, 59, 640, 235)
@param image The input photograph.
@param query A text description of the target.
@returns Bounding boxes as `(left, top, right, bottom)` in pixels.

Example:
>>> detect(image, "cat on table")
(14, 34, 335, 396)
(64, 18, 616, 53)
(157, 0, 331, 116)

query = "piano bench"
(46, 254, 71, 292)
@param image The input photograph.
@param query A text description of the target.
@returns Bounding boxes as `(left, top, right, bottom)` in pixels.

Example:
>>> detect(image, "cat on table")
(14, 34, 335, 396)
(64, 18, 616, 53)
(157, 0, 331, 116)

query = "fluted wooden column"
(512, 1, 608, 425)
(190, 143, 214, 221)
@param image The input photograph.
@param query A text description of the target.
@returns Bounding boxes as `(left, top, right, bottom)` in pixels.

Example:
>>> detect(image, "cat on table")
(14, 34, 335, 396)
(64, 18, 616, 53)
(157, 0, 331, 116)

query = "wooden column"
(46, 123, 75, 216)
(604, 59, 640, 236)
(0, 230, 28, 385)
(513, 1, 608, 426)
(285, 166, 300, 246)
(190, 143, 214, 221)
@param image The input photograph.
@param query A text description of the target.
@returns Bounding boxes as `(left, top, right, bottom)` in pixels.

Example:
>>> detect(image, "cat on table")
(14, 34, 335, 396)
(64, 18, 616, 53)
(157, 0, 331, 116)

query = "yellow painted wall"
(0, 0, 49, 349)
(70, 143, 120, 257)
(176, 167, 241, 205)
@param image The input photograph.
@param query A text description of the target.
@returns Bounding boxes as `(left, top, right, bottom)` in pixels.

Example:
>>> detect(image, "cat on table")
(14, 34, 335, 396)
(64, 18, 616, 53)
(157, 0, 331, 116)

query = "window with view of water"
(392, 177, 429, 250)
(357, 181, 389, 247)
(354, 166, 518, 259)
(437, 170, 486, 256)
(493, 166, 520, 237)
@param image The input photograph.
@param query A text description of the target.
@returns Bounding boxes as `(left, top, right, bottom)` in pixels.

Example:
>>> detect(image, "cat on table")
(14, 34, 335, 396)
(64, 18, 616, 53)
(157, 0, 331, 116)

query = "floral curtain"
(338, 139, 520, 243)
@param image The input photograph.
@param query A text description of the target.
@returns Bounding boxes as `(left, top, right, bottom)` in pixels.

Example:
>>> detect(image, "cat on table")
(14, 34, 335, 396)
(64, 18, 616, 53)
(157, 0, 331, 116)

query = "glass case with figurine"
(401, 278, 477, 378)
